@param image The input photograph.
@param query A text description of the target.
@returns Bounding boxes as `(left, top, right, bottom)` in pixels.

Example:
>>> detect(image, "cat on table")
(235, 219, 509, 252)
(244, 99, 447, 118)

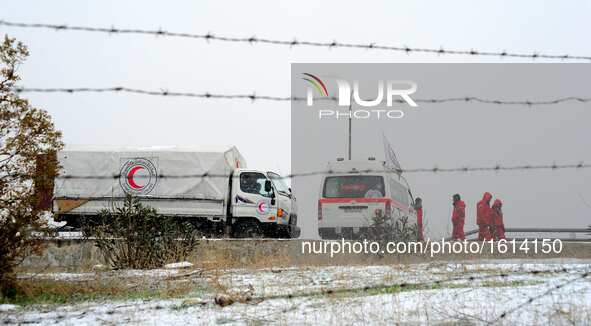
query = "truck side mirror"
(264, 180, 272, 192)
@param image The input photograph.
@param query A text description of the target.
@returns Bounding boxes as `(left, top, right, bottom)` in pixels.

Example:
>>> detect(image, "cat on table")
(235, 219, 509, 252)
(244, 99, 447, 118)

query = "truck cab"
(230, 169, 299, 238)
(317, 159, 416, 239)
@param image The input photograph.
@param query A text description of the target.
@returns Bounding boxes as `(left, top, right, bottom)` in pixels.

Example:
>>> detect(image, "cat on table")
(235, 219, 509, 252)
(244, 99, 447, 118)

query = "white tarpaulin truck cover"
(54, 145, 247, 201)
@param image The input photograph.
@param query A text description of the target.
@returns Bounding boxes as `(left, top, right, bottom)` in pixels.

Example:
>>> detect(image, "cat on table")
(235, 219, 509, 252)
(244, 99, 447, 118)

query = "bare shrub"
(369, 211, 419, 243)
(81, 195, 200, 269)
(393, 216, 419, 242)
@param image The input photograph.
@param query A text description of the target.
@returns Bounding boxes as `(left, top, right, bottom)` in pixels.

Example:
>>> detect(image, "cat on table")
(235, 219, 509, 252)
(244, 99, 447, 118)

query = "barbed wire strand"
(256, 268, 576, 302)
(492, 270, 591, 323)
(1, 20, 590, 61)
(13, 87, 591, 106)
(37, 163, 591, 181)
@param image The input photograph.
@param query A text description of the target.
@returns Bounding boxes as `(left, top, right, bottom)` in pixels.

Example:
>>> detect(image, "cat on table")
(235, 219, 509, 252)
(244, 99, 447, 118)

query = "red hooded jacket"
(416, 207, 424, 240)
(490, 199, 503, 226)
(476, 192, 492, 225)
(452, 200, 466, 225)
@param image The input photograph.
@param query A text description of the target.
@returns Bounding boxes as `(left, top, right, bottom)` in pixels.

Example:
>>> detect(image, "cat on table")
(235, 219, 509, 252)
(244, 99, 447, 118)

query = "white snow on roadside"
(17, 268, 182, 281)
(120, 269, 181, 278)
(215, 258, 591, 298)
(2, 259, 590, 325)
(17, 272, 96, 281)
(0, 305, 18, 312)
(41, 212, 66, 229)
(164, 262, 193, 269)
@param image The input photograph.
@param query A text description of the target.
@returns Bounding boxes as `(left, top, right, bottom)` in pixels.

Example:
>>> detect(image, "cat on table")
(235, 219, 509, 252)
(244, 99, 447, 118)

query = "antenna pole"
(348, 96, 352, 160)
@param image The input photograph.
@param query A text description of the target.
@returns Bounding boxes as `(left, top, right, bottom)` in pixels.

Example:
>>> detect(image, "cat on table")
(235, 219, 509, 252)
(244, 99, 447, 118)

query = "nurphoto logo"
(302, 73, 418, 119)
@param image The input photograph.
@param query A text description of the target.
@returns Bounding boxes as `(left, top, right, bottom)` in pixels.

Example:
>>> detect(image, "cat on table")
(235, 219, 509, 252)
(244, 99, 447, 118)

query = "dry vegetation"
(1, 274, 203, 306)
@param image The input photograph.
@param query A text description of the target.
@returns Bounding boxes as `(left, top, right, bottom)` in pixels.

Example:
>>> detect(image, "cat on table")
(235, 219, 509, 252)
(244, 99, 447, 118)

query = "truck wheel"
(288, 227, 301, 239)
(234, 222, 263, 238)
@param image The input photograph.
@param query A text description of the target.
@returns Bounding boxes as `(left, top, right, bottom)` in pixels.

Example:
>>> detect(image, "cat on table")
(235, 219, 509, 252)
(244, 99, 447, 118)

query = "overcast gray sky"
(292, 63, 591, 238)
(2, 1, 591, 238)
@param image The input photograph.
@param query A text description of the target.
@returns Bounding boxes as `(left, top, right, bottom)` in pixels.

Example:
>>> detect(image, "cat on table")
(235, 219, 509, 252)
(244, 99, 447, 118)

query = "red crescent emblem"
(257, 201, 269, 214)
(126, 166, 145, 189)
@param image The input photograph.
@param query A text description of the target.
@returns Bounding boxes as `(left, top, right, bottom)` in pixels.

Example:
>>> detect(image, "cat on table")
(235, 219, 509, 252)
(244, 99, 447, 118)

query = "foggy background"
(1, 1, 591, 238)
(292, 64, 591, 238)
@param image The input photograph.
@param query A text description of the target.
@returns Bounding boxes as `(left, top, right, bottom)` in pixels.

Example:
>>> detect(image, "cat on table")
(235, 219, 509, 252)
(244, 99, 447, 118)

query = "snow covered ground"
(2, 259, 590, 325)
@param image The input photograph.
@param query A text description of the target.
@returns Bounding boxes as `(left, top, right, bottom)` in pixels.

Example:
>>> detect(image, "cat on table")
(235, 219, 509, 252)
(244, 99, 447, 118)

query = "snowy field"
(1, 259, 590, 325)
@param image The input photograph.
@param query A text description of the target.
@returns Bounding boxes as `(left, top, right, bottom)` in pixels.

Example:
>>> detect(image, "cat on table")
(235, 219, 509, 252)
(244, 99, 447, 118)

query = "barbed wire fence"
(12, 87, 591, 106)
(426, 268, 591, 325)
(491, 270, 591, 324)
(2, 20, 591, 61)
(421, 267, 591, 324)
(23, 162, 588, 181)
(251, 266, 589, 302)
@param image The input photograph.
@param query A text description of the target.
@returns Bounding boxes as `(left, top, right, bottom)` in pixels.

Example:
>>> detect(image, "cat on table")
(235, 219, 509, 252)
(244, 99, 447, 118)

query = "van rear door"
(386, 177, 415, 222)
(319, 175, 388, 227)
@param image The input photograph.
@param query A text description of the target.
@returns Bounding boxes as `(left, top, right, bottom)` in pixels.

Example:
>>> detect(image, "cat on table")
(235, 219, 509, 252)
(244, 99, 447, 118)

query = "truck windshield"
(240, 172, 273, 198)
(268, 172, 290, 194)
(323, 176, 385, 198)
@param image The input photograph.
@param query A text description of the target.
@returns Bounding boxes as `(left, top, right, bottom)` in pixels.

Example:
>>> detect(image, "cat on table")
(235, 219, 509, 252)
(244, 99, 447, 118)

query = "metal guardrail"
(459, 227, 591, 242)
(506, 227, 590, 233)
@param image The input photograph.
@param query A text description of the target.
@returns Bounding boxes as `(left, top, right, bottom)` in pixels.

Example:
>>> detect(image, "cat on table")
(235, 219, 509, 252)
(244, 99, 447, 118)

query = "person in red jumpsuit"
(451, 194, 465, 240)
(491, 199, 506, 240)
(476, 192, 493, 240)
(414, 197, 424, 241)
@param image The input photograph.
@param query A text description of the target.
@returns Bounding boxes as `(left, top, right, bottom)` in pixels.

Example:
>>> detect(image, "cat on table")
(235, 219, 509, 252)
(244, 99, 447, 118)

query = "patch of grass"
(216, 316, 238, 324)
(338, 278, 544, 298)
(363, 282, 463, 296)
(0, 277, 207, 306)
(481, 279, 542, 288)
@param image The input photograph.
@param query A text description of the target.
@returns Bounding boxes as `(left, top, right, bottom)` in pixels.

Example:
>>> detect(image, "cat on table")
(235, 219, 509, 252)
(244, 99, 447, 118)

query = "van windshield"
(323, 176, 385, 198)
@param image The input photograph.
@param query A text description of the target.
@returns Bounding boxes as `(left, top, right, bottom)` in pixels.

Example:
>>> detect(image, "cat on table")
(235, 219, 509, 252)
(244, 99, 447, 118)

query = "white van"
(317, 159, 417, 239)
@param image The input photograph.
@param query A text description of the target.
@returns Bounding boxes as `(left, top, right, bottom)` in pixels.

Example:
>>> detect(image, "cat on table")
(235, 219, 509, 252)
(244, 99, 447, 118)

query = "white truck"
(50, 146, 299, 238)
(317, 158, 417, 239)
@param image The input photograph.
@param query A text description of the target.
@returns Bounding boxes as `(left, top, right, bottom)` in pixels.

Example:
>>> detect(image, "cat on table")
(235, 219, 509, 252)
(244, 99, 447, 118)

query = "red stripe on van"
(319, 197, 409, 211)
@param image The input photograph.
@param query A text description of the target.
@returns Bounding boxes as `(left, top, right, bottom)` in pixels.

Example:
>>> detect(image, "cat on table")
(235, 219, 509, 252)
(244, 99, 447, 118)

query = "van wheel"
(234, 222, 263, 238)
